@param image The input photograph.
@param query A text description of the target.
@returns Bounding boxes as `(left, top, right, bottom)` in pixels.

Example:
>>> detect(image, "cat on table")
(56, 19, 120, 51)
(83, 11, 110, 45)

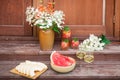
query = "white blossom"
(26, 7, 65, 30)
(79, 34, 105, 52)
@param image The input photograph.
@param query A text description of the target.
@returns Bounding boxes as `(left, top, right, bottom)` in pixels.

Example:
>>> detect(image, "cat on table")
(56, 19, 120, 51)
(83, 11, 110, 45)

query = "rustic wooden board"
(10, 67, 48, 80)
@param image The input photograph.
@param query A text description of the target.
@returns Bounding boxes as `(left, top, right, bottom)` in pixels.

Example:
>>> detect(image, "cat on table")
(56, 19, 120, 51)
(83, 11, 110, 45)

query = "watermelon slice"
(50, 51, 76, 73)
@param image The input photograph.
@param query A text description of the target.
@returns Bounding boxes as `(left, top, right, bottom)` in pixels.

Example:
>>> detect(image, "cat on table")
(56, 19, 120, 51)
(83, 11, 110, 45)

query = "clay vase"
(39, 29, 55, 51)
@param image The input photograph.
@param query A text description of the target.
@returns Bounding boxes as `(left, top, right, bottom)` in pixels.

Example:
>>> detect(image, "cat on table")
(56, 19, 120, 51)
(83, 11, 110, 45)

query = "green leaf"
(73, 38, 79, 42)
(63, 26, 70, 31)
(43, 28, 48, 31)
(52, 26, 60, 33)
(63, 39, 69, 43)
(36, 24, 42, 27)
(36, 24, 46, 27)
(52, 22, 60, 34)
(100, 34, 111, 45)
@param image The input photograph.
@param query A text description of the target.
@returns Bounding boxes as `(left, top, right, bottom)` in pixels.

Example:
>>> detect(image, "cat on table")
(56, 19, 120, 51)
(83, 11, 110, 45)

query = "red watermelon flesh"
(52, 52, 74, 66)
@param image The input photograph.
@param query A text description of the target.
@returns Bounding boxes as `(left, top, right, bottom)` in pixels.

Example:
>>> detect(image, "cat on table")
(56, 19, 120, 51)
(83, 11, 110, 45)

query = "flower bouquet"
(26, 2, 65, 33)
(76, 34, 110, 63)
(26, 2, 65, 50)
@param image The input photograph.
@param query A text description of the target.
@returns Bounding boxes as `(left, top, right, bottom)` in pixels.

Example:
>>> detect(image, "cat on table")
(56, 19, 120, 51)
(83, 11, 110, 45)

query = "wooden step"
(0, 41, 120, 61)
(0, 41, 120, 80)
(0, 60, 120, 80)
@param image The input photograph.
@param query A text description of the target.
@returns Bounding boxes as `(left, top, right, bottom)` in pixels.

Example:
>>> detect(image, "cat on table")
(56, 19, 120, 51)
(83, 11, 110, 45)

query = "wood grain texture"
(0, 41, 120, 61)
(54, 0, 117, 40)
(24, 0, 33, 36)
(55, 0, 103, 25)
(0, 60, 120, 80)
(105, 0, 114, 37)
(0, 0, 23, 25)
(0, 0, 32, 36)
(0, 0, 119, 40)
(33, 0, 38, 36)
(0, 41, 120, 79)
(0, 26, 24, 36)
(115, 0, 120, 40)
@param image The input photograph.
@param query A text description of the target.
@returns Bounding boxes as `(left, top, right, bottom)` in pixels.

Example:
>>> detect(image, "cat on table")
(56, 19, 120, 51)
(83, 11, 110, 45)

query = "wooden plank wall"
(32, 0, 120, 41)
(115, 0, 120, 40)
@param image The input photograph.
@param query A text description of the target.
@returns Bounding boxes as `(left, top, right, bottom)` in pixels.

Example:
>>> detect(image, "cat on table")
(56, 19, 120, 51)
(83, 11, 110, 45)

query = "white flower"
(47, 19, 52, 26)
(26, 6, 65, 30)
(79, 34, 105, 52)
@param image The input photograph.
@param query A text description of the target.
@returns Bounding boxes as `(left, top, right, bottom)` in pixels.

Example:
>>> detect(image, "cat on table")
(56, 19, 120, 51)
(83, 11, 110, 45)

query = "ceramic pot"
(39, 29, 54, 51)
